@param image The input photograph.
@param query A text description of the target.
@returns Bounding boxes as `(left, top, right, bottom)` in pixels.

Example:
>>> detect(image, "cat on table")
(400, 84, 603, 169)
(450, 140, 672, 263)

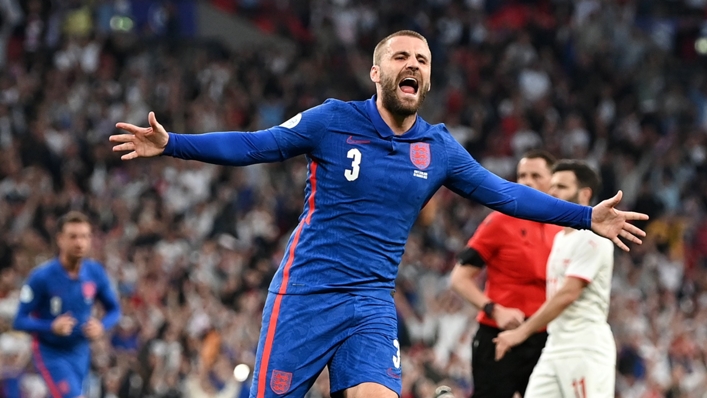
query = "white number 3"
(392, 339, 401, 369)
(345, 148, 361, 181)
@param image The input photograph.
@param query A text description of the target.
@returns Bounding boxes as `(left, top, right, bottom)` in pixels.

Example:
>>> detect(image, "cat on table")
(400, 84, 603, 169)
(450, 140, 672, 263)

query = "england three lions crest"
(410, 143, 431, 170)
(270, 370, 292, 394)
(82, 281, 96, 304)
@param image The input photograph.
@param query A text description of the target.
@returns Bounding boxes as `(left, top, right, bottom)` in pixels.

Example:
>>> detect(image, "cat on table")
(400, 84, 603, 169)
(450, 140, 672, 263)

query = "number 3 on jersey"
(392, 339, 400, 369)
(345, 148, 362, 181)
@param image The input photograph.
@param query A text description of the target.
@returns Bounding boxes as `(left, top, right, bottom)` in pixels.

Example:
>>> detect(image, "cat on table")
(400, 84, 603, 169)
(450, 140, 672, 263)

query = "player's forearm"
(13, 315, 53, 333)
(163, 130, 285, 166)
(449, 265, 487, 309)
(101, 306, 121, 330)
(473, 175, 592, 230)
(99, 291, 121, 330)
(518, 290, 576, 336)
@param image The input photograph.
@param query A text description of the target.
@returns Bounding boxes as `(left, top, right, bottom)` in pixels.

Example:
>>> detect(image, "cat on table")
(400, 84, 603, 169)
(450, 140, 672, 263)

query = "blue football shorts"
(32, 341, 89, 398)
(250, 291, 402, 397)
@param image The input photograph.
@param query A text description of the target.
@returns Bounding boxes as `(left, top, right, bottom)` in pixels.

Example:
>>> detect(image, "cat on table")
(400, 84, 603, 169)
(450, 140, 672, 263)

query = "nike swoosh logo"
(386, 368, 400, 379)
(347, 135, 370, 145)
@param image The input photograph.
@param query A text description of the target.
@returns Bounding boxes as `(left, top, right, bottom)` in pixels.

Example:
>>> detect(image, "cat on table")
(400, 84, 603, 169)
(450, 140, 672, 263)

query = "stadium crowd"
(1, 0, 707, 397)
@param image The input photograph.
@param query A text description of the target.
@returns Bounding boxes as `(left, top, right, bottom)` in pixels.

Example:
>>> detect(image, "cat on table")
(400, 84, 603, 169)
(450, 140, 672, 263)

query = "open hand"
(110, 112, 169, 160)
(591, 190, 649, 251)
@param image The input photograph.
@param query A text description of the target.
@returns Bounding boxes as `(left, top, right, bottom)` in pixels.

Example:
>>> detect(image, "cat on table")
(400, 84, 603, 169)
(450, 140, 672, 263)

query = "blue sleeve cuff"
(470, 174, 593, 230)
(163, 132, 177, 156)
(581, 206, 592, 230)
(102, 310, 121, 330)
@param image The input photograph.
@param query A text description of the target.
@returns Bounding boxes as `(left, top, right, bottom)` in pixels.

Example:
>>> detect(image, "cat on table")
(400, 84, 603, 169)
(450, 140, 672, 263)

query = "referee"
(450, 150, 561, 398)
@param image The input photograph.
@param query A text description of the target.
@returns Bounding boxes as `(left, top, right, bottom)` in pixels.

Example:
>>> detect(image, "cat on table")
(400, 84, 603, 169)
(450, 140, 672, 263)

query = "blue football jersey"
(163, 96, 591, 301)
(13, 258, 121, 350)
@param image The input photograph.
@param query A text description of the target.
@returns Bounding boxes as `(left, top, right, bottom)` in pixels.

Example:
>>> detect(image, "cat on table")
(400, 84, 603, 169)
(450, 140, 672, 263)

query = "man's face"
(549, 171, 581, 204)
(57, 222, 91, 260)
(372, 36, 432, 116)
(516, 157, 553, 193)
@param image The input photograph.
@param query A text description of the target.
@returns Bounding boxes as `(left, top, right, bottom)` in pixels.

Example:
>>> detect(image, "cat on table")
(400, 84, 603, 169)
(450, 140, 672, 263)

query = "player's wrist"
(517, 323, 532, 338)
(482, 301, 496, 318)
(161, 132, 175, 156)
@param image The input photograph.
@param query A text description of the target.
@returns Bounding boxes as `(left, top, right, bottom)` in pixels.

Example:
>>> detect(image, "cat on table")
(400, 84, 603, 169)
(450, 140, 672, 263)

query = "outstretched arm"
(160, 129, 285, 166)
(443, 136, 647, 251)
(110, 113, 295, 166)
(450, 170, 593, 229)
(110, 103, 334, 165)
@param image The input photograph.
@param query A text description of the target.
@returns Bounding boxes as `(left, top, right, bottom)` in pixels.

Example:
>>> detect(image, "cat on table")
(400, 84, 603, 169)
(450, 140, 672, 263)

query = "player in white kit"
(494, 160, 616, 398)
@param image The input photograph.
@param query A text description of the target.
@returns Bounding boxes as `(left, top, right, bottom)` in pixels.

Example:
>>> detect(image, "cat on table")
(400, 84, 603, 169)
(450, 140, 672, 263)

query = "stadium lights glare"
(110, 16, 134, 32)
(233, 364, 251, 382)
(696, 38, 707, 55)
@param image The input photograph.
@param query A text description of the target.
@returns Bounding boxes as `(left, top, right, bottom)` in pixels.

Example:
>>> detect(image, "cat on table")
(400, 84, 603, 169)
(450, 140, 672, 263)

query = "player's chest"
(45, 278, 98, 315)
(546, 253, 570, 298)
(546, 244, 573, 283)
(317, 134, 444, 203)
(547, 256, 570, 278)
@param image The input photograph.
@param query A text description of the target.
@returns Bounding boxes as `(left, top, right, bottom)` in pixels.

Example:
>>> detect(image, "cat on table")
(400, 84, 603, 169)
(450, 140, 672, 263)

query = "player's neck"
(375, 98, 417, 135)
(563, 226, 576, 234)
(58, 254, 82, 277)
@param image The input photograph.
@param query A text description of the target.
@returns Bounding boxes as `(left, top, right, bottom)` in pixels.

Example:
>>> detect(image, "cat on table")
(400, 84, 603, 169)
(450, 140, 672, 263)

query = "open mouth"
(399, 77, 419, 95)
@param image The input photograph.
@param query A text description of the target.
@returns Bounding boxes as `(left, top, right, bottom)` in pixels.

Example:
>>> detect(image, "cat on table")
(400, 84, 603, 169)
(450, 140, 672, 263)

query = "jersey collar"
(364, 96, 426, 141)
(53, 257, 85, 280)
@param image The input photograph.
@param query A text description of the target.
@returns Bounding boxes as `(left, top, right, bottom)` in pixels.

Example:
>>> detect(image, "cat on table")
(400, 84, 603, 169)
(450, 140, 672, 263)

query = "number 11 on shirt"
(572, 378, 586, 398)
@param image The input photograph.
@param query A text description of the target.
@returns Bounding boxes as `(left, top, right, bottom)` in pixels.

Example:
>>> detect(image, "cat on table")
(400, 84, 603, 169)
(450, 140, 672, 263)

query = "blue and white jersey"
(164, 96, 591, 301)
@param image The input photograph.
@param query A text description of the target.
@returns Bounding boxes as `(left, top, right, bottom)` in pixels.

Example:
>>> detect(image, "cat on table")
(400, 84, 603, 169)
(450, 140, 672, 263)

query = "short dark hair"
(552, 160, 602, 201)
(373, 30, 429, 65)
(521, 149, 556, 169)
(57, 211, 91, 233)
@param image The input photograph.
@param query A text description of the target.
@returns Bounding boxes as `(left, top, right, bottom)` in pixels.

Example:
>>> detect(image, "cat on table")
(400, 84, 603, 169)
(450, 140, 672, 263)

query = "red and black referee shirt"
(458, 211, 562, 329)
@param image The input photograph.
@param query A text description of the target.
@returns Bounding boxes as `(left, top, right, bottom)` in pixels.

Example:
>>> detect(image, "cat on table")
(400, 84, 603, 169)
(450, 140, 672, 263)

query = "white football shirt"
(543, 229, 615, 358)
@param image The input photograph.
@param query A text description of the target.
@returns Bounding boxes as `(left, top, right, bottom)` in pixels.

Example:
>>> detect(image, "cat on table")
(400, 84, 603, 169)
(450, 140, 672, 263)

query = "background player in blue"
(13, 211, 121, 398)
(109, 30, 648, 397)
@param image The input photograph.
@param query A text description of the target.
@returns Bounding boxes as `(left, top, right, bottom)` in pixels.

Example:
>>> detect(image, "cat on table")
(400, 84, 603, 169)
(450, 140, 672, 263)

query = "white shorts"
(524, 351, 615, 398)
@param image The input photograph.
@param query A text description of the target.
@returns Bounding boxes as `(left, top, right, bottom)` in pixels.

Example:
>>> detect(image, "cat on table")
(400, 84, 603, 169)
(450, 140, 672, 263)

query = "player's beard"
(567, 191, 580, 205)
(61, 244, 87, 266)
(67, 250, 85, 264)
(380, 71, 428, 117)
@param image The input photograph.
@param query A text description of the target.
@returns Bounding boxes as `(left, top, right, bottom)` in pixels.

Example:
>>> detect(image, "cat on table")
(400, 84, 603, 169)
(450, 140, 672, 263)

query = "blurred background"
(0, 0, 706, 397)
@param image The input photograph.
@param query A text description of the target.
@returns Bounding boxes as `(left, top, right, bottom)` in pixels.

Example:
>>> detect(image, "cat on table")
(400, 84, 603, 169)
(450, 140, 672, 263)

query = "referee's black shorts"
(471, 323, 548, 398)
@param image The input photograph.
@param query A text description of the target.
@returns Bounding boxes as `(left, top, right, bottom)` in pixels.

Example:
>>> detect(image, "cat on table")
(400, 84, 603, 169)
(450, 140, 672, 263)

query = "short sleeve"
(565, 233, 612, 283)
(467, 212, 504, 263)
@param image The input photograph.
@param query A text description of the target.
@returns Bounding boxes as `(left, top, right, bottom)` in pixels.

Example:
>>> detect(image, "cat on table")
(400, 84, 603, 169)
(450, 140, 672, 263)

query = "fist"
(51, 314, 77, 336)
(493, 305, 525, 330)
(83, 318, 105, 340)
